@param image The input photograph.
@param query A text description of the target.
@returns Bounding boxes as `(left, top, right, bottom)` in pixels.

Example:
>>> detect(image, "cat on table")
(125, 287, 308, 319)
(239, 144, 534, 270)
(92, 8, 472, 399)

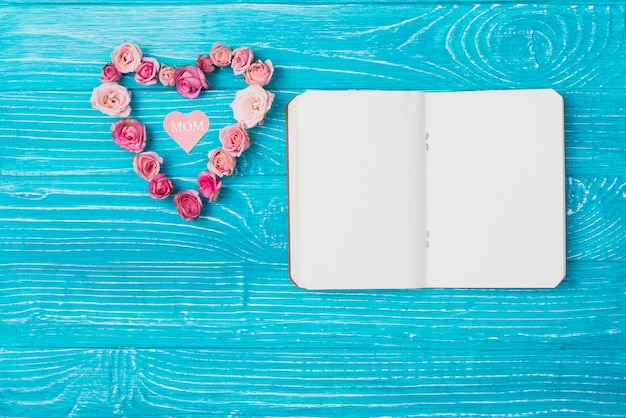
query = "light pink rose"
(111, 42, 143, 73)
(174, 189, 203, 221)
(159, 65, 176, 87)
(133, 151, 163, 181)
(100, 63, 122, 82)
(174, 65, 208, 99)
(207, 148, 236, 177)
(230, 85, 274, 128)
(231, 47, 254, 76)
(197, 171, 222, 202)
(91, 82, 132, 117)
(209, 43, 232, 67)
(110, 118, 146, 153)
(134, 57, 160, 86)
(243, 60, 274, 87)
(197, 54, 215, 74)
(219, 123, 250, 157)
(148, 173, 173, 199)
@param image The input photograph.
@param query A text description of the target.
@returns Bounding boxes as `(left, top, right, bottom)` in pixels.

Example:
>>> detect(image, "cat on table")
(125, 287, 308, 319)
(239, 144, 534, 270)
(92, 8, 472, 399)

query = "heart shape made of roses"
(90, 42, 275, 221)
(163, 110, 210, 154)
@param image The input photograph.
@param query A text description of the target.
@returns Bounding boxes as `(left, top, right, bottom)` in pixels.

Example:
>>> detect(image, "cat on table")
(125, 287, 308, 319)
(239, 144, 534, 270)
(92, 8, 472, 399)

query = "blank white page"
(424, 89, 565, 288)
(287, 90, 427, 289)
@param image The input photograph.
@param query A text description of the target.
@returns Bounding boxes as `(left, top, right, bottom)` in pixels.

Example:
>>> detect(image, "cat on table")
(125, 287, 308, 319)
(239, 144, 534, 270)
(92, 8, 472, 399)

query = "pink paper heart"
(163, 110, 210, 153)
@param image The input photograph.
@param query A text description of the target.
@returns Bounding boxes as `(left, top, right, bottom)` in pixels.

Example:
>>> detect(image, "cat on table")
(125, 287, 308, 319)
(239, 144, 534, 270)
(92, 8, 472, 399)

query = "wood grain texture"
(1, 349, 624, 416)
(1, 1, 625, 416)
(0, 261, 624, 350)
(2, 4, 626, 91)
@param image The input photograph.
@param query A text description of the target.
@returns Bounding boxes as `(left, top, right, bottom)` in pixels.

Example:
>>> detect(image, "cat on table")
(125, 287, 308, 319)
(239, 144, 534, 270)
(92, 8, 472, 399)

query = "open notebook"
(287, 89, 565, 290)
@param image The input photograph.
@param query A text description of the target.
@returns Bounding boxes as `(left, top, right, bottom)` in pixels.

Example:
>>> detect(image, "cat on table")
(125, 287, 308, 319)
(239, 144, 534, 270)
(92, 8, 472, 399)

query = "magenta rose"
(207, 148, 236, 177)
(197, 54, 215, 74)
(90, 82, 132, 117)
(197, 171, 222, 202)
(174, 189, 203, 221)
(230, 85, 274, 128)
(159, 65, 176, 87)
(134, 57, 160, 85)
(231, 47, 254, 76)
(209, 43, 232, 67)
(133, 151, 163, 181)
(100, 63, 122, 82)
(111, 42, 143, 73)
(243, 60, 274, 87)
(148, 173, 173, 199)
(174, 65, 208, 99)
(110, 118, 146, 153)
(219, 123, 250, 157)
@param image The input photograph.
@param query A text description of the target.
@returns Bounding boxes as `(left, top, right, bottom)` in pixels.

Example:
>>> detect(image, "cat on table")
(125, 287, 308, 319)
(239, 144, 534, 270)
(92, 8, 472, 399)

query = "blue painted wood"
(1, 348, 624, 416)
(1, 2, 625, 416)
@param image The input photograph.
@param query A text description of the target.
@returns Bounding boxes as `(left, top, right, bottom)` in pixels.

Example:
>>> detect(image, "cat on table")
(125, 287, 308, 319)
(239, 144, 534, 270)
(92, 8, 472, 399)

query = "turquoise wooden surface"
(1, 2, 625, 416)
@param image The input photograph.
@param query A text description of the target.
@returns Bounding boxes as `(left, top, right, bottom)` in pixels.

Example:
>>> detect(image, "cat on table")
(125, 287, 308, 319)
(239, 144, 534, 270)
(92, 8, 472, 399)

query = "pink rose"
(174, 65, 208, 99)
(111, 42, 143, 73)
(91, 82, 131, 117)
(197, 171, 222, 202)
(133, 151, 162, 181)
(159, 65, 176, 87)
(100, 63, 122, 82)
(148, 173, 173, 199)
(110, 118, 146, 153)
(134, 57, 160, 85)
(219, 123, 250, 157)
(174, 189, 203, 221)
(209, 43, 232, 67)
(197, 55, 215, 74)
(243, 60, 274, 87)
(230, 85, 274, 128)
(231, 47, 254, 76)
(207, 148, 236, 177)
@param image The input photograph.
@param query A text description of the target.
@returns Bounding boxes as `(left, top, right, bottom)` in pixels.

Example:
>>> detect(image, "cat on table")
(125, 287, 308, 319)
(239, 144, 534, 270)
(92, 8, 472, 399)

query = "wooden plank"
(0, 261, 623, 348)
(1, 348, 624, 416)
(6, 0, 590, 4)
(3, 88, 626, 178)
(1, 4, 625, 91)
(1, 173, 626, 263)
